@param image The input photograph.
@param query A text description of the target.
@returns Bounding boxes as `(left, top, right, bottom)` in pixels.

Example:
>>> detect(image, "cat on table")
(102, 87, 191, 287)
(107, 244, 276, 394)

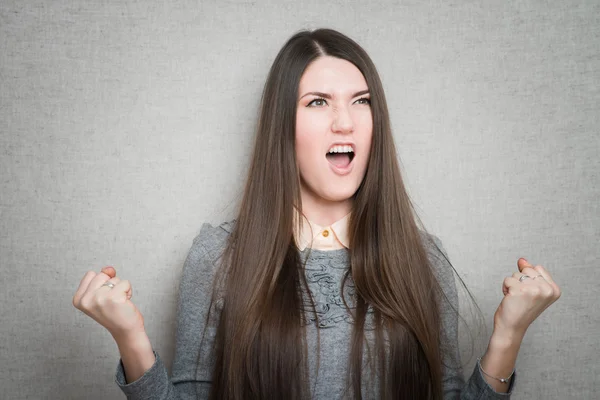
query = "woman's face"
(295, 56, 373, 216)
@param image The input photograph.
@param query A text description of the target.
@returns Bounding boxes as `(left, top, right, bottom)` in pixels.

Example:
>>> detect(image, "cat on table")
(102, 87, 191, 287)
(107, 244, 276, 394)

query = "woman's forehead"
(299, 56, 367, 96)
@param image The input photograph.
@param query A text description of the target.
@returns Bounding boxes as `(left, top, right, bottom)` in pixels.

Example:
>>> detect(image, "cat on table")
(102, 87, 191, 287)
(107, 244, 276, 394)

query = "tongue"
(326, 153, 351, 168)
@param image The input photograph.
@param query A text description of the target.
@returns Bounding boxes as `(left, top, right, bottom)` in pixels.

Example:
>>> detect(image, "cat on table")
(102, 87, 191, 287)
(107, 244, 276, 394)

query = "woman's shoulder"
(418, 229, 456, 286)
(181, 220, 235, 286)
(418, 229, 449, 262)
(191, 219, 236, 258)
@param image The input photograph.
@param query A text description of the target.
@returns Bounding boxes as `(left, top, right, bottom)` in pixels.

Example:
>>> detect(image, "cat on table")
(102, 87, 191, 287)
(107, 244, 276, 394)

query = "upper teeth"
(328, 145, 354, 154)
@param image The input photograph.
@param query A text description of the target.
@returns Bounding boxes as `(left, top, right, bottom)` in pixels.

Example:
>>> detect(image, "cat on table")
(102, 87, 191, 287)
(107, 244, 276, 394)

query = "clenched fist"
(493, 258, 561, 339)
(72, 266, 146, 342)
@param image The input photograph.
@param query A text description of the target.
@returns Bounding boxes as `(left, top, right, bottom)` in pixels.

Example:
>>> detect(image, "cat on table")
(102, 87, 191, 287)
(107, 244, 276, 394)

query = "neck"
(299, 191, 352, 227)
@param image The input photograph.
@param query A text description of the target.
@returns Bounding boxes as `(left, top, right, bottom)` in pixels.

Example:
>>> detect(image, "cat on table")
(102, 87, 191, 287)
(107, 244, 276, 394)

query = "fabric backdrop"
(1, 1, 598, 399)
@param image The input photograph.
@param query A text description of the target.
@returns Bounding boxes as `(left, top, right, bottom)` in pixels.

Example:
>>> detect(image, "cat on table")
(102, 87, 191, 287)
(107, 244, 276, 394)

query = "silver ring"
(102, 282, 115, 289)
(519, 275, 531, 282)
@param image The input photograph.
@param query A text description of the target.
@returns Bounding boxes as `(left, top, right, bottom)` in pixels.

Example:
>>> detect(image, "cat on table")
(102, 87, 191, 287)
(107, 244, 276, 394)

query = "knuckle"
(555, 287, 562, 299)
(79, 296, 93, 310)
(536, 266, 548, 275)
(95, 294, 107, 307)
(542, 286, 554, 297)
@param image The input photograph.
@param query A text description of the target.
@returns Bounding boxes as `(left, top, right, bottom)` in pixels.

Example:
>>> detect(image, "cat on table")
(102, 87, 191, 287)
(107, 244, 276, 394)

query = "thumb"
(517, 257, 533, 272)
(101, 266, 117, 278)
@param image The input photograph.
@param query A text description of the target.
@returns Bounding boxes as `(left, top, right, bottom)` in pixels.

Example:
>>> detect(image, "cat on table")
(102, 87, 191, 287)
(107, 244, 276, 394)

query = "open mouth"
(326, 145, 355, 169)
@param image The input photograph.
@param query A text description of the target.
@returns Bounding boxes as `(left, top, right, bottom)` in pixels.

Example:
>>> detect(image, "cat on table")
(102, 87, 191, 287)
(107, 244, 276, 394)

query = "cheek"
(295, 113, 323, 164)
(295, 132, 316, 165)
(358, 121, 373, 163)
(295, 144, 323, 183)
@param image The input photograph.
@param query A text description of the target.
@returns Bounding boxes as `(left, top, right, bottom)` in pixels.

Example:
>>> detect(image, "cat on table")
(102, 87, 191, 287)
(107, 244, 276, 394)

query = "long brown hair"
(202, 28, 471, 399)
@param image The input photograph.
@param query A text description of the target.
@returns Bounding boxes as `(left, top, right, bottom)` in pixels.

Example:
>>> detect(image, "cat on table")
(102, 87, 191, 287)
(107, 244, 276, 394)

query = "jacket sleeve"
(113, 223, 224, 399)
(425, 233, 517, 399)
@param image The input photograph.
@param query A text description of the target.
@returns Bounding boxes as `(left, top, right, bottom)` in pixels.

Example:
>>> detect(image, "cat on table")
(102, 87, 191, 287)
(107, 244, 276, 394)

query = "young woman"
(73, 28, 561, 399)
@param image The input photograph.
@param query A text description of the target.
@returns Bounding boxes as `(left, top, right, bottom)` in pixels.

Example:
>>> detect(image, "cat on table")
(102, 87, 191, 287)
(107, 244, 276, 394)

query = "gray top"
(114, 221, 516, 399)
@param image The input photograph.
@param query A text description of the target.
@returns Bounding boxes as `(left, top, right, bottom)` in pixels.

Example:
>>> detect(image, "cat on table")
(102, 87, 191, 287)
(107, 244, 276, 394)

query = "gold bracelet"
(477, 357, 515, 384)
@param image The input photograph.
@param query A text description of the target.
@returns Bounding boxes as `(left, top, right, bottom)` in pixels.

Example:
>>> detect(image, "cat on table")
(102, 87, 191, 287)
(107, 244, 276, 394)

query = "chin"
(321, 186, 359, 203)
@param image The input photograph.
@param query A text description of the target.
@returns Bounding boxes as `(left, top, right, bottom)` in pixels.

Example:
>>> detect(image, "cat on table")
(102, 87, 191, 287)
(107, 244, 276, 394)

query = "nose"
(331, 106, 354, 134)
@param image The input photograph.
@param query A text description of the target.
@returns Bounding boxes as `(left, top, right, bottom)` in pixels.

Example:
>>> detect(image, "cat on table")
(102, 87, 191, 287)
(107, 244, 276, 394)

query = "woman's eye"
(306, 97, 370, 107)
(307, 98, 327, 107)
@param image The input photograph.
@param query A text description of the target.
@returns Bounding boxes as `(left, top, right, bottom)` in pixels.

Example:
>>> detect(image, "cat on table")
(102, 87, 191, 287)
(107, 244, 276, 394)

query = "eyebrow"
(299, 89, 370, 100)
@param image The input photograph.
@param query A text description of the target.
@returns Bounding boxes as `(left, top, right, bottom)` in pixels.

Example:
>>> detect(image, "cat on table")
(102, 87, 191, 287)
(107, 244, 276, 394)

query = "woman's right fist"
(72, 266, 146, 341)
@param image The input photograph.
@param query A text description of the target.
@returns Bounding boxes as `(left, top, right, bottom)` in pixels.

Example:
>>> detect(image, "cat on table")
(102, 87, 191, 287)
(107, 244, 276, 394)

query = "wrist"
(490, 327, 525, 350)
(482, 330, 521, 376)
(113, 331, 156, 384)
(479, 331, 521, 393)
(113, 330, 151, 351)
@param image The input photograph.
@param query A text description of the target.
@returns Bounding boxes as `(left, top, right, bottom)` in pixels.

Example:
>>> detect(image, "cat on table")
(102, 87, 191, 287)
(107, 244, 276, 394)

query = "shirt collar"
(293, 209, 351, 251)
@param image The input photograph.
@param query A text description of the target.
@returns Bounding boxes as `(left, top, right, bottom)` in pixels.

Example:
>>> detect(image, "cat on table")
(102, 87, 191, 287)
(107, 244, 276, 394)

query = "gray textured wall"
(1, 1, 598, 399)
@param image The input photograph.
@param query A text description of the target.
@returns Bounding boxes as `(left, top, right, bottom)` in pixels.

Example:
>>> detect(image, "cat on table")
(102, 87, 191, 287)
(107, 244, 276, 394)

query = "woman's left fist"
(493, 258, 561, 339)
